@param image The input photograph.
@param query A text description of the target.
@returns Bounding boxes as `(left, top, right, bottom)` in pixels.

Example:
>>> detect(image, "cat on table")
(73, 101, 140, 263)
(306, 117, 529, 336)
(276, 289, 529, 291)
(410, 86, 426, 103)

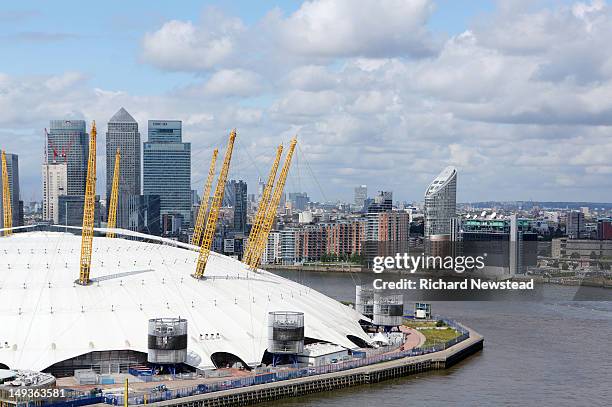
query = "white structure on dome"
(0, 230, 371, 373)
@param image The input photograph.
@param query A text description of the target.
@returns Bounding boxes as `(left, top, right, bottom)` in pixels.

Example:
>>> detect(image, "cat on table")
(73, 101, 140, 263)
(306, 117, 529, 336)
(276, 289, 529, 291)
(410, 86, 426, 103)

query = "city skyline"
(1, 0, 612, 203)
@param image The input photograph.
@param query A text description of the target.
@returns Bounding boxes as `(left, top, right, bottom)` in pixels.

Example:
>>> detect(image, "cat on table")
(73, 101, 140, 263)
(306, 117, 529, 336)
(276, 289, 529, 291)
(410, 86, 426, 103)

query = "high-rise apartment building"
(424, 166, 457, 241)
(47, 120, 89, 196)
(42, 162, 67, 223)
(0, 152, 22, 228)
(354, 185, 367, 209)
(326, 219, 366, 257)
(106, 108, 141, 228)
(143, 120, 191, 228)
(262, 231, 281, 264)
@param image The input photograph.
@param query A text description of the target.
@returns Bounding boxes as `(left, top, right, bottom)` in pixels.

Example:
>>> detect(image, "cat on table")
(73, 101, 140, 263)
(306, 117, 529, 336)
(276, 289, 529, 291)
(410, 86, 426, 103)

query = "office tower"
(143, 120, 191, 228)
(566, 210, 585, 239)
(257, 178, 265, 199)
(354, 185, 367, 209)
(460, 216, 537, 276)
(127, 195, 161, 236)
(224, 180, 236, 207)
(42, 162, 68, 223)
(229, 180, 247, 233)
(106, 108, 141, 228)
(47, 120, 89, 196)
(0, 152, 21, 228)
(58, 195, 101, 227)
(288, 192, 310, 211)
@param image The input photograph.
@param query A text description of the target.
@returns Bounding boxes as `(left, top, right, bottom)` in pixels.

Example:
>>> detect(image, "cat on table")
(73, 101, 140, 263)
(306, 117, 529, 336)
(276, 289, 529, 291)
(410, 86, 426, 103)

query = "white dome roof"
(0, 231, 370, 371)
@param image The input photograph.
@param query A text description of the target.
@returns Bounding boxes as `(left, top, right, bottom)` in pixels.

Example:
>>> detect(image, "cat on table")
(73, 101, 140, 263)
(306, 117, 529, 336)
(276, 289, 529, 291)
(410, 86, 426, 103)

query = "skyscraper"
(229, 180, 247, 233)
(106, 108, 141, 228)
(0, 152, 21, 228)
(143, 120, 191, 228)
(424, 166, 457, 245)
(288, 192, 310, 211)
(566, 210, 585, 239)
(47, 120, 89, 196)
(42, 162, 67, 223)
(354, 185, 367, 209)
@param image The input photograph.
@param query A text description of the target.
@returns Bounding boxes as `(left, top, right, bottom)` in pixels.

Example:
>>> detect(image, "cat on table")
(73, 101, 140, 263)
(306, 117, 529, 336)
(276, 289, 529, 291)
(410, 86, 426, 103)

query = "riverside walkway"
(144, 325, 483, 407)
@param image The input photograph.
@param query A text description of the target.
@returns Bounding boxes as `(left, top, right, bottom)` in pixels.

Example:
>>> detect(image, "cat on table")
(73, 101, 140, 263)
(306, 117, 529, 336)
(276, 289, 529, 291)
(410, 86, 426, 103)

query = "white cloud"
(202, 69, 263, 97)
(276, 0, 438, 58)
(141, 10, 244, 71)
(282, 65, 337, 91)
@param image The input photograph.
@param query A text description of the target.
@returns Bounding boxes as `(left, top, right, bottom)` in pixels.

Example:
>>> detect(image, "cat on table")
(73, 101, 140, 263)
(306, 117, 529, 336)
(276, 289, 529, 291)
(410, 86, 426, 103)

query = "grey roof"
(109, 107, 136, 123)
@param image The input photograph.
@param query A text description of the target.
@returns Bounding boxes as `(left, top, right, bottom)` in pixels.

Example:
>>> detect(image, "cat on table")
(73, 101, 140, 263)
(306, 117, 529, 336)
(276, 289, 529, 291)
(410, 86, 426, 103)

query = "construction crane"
(78, 121, 97, 286)
(243, 144, 283, 265)
(191, 148, 219, 246)
(1, 150, 12, 237)
(106, 148, 121, 238)
(248, 137, 297, 269)
(193, 130, 237, 279)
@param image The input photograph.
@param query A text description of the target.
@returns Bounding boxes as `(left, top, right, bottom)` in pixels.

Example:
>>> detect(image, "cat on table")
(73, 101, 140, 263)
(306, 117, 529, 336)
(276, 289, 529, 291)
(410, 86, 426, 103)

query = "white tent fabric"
(0, 232, 371, 371)
(371, 332, 390, 345)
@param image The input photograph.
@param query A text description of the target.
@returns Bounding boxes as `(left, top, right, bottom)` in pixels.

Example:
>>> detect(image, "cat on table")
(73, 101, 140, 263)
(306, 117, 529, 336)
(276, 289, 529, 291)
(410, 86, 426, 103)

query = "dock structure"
(147, 327, 484, 407)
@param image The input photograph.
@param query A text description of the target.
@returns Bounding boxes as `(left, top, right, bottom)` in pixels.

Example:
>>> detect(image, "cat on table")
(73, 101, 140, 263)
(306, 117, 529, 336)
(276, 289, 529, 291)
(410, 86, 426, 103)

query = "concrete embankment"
(148, 328, 484, 407)
(265, 264, 365, 272)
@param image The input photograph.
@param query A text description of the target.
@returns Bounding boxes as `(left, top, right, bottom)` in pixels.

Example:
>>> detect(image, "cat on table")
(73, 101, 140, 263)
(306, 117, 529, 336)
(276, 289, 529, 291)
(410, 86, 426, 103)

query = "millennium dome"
(0, 228, 371, 376)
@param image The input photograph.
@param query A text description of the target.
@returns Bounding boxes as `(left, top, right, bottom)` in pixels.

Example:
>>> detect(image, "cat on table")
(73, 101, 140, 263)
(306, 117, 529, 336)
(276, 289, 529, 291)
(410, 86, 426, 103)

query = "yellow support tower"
(78, 121, 97, 285)
(106, 148, 121, 238)
(243, 144, 283, 265)
(1, 150, 12, 237)
(248, 137, 297, 269)
(191, 148, 218, 246)
(193, 130, 237, 279)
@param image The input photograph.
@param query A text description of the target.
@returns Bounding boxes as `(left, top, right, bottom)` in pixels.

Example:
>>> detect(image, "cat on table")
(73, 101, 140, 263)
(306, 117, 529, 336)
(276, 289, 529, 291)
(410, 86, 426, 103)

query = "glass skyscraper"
(228, 180, 247, 233)
(106, 108, 141, 228)
(424, 166, 457, 239)
(47, 120, 89, 196)
(143, 120, 191, 228)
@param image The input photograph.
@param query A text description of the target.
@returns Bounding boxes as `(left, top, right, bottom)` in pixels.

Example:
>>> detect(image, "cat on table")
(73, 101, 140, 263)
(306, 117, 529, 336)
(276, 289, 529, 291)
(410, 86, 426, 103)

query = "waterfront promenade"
(144, 326, 483, 407)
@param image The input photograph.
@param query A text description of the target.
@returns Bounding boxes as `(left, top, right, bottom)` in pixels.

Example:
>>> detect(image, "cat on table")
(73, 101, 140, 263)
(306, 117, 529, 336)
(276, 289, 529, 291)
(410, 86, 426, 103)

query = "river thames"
(271, 270, 612, 407)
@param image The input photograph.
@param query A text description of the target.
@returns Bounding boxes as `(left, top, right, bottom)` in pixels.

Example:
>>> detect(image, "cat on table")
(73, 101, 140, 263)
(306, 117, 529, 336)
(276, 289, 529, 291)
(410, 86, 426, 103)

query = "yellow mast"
(248, 137, 297, 269)
(1, 150, 12, 237)
(78, 121, 97, 285)
(191, 149, 219, 246)
(193, 130, 236, 279)
(106, 148, 121, 238)
(243, 144, 283, 265)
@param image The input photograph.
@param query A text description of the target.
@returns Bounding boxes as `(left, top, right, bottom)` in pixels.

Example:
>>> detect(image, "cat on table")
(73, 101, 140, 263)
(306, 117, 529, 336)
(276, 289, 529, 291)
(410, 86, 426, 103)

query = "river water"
(270, 270, 612, 407)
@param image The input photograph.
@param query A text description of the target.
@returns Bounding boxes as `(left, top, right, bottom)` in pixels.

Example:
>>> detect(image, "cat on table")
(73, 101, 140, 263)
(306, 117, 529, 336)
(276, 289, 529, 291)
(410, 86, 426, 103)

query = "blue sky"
(1, 0, 611, 203)
(0, 0, 490, 93)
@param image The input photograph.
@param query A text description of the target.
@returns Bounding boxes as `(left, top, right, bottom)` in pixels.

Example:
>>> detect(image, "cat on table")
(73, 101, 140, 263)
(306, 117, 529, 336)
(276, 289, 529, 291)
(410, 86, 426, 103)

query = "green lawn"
(402, 320, 438, 329)
(419, 328, 461, 347)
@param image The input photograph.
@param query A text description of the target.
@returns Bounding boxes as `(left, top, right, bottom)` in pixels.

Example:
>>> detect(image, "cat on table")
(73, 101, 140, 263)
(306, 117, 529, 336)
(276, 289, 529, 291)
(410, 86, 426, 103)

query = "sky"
(1, 0, 611, 203)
